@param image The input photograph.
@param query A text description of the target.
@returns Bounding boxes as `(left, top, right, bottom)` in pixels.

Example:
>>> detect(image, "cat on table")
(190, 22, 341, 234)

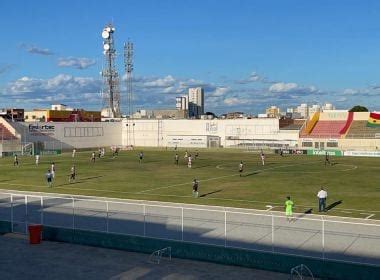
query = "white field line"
(364, 214, 375, 219)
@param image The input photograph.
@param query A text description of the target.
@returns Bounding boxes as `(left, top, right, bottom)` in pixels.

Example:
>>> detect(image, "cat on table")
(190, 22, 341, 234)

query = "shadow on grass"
(243, 171, 260, 177)
(294, 208, 313, 220)
(326, 200, 342, 211)
(200, 189, 223, 198)
(55, 175, 104, 187)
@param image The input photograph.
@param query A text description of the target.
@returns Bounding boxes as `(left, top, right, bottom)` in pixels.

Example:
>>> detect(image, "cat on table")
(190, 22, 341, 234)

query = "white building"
(266, 106, 280, 118)
(51, 104, 73, 111)
(322, 103, 335, 111)
(295, 103, 309, 118)
(308, 104, 321, 115)
(176, 96, 188, 111)
(188, 87, 204, 118)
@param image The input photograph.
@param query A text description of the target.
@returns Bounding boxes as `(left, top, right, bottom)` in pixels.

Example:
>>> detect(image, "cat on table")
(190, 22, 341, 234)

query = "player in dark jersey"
(174, 153, 179, 165)
(239, 161, 244, 177)
(192, 179, 199, 198)
(139, 151, 144, 164)
(69, 165, 76, 183)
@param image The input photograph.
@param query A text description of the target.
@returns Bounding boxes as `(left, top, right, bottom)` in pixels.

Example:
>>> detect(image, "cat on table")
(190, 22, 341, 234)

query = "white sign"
(344, 150, 380, 157)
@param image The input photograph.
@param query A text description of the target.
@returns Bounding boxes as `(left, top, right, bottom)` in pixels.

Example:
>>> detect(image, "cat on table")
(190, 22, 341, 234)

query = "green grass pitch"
(0, 148, 379, 219)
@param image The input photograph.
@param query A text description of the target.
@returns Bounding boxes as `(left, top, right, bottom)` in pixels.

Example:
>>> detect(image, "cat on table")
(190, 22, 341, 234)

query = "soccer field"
(0, 148, 379, 220)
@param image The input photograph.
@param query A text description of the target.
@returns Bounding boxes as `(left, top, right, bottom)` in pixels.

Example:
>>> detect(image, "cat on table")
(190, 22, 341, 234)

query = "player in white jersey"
(35, 154, 40, 166)
(72, 148, 76, 158)
(51, 162, 56, 178)
(187, 155, 192, 168)
(260, 151, 265, 166)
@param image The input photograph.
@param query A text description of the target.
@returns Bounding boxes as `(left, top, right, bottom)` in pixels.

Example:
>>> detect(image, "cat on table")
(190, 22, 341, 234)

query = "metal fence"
(0, 192, 379, 267)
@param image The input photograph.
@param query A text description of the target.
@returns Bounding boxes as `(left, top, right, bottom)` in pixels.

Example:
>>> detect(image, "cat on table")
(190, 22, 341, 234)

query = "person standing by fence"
(285, 196, 294, 222)
(317, 187, 327, 212)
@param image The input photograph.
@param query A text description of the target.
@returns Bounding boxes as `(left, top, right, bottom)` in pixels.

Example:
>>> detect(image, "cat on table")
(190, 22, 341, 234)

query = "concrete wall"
(339, 138, 380, 151)
(35, 224, 380, 280)
(11, 121, 122, 149)
(319, 111, 348, 121)
(353, 112, 370, 121)
(122, 119, 299, 148)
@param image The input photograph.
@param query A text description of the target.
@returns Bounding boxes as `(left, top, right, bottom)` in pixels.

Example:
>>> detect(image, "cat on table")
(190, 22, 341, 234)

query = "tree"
(349, 105, 368, 112)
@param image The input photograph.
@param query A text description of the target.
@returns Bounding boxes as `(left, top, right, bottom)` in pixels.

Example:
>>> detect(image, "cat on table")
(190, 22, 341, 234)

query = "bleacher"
(345, 121, 380, 138)
(0, 124, 18, 140)
(279, 119, 305, 130)
(308, 120, 346, 138)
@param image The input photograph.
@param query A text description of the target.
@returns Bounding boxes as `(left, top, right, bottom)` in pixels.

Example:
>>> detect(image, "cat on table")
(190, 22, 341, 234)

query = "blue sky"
(0, 0, 380, 114)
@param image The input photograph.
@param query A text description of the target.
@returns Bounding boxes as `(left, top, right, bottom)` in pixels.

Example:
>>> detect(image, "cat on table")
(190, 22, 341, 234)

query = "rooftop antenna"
(101, 23, 121, 118)
(124, 39, 135, 146)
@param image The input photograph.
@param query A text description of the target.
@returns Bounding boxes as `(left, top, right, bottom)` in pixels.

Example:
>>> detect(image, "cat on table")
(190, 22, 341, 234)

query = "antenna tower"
(124, 40, 135, 146)
(101, 23, 121, 118)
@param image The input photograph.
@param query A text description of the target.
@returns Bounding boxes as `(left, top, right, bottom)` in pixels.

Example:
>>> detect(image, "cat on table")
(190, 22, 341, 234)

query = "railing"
(0, 192, 379, 267)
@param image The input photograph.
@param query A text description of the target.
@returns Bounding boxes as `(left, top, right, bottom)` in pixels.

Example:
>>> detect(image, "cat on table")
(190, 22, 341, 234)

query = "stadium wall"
(10, 122, 122, 150)
(30, 224, 380, 280)
(353, 112, 370, 120)
(122, 119, 299, 148)
(319, 111, 348, 121)
(339, 138, 380, 151)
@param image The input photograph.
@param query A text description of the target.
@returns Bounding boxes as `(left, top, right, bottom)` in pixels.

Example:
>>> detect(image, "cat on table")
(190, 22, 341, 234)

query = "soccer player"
(139, 151, 144, 163)
(260, 150, 265, 166)
(69, 165, 76, 183)
(239, 161, 244, 177)
(324, 152, 331, 166)
(280, 149, 284, 157)
(174, 153, 179, 165)
(13, 154, 19, 166)
(101, 147, 105, 157)
(51, 162, 56, 178)
(188, 154, 192, 168)
(285, 196, 294, 222)
(91, 152, 96, 162)
(35, 154, 40, 166)
(192, 179, 199, 198)
(46, 169, 53, 188)
(98, 148, 102, 159)
(184, 151, 188, 159)
(72, 148, 76, 158)
(195, 150, 199, 159)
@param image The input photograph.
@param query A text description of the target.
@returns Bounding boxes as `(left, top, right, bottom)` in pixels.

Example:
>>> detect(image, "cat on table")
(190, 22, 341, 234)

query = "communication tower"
(124, 40, 135, 146)
(101, 23, 121, 118)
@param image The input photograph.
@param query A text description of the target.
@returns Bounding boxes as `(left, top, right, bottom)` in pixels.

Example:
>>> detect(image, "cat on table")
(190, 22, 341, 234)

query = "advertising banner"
(343, 150, 380, 157)
(306, 149, 343, 156)
(40, 150, 62, 155)
(274, 149, 307, 155)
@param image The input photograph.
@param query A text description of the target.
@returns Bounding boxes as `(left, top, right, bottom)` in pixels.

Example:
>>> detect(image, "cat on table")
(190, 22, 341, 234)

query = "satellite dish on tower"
(103, 43, 110, 50)
(102, 30, 109, 39)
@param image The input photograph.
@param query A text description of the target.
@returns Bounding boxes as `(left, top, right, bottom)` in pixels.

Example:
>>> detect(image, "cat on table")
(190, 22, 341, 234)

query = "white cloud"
(223, 97, 251, 106)
(210, 87, 229, 97)
(142, 75, 176, 88)
(20, 44, 54, 55)
(236, 72, 264, 84)
(58, 57, 96, 69)
(269, 82, 298, 93)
